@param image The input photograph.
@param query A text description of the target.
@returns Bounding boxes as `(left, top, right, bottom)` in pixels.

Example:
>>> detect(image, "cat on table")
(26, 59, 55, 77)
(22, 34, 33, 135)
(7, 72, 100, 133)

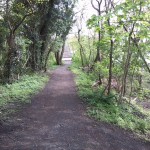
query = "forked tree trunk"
(55, 40, 66, 66)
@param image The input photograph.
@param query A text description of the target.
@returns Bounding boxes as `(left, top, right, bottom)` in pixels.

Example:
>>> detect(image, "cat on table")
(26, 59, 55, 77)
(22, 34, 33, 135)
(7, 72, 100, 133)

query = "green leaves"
(0, 0, 76, 83)
(87, 15, 103, 29)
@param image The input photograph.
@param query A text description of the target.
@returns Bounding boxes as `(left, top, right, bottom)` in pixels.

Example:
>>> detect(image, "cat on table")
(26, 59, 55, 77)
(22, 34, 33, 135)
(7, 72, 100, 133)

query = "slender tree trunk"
(138, 74, 142, 88)
(88, 36, 92, 65)
(91, 0, 102, 62)
(108, 39, 114, 95)
(106, 10, 114, 95)
(123, 26, 150, 73)
(133, 41, 150, 73)
(94, 30, 101, 62)
(121, 37, 132, 97)
(77, 30, 85, 67)
(119, 23, 135, 100)
(130, 68, 135, 97)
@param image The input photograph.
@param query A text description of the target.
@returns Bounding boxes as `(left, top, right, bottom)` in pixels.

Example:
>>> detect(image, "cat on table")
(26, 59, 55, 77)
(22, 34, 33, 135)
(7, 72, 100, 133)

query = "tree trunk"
(44, 49, 51, 72)
(55, 51, 61, 65)
(133, 40, 150, 73)
(88, 36, 92, 64)
(91, 0, 102, 62)
(3, 32, 16, 83)
(59, 39, 66, 65)
(77, 30, 85, 67)
(94, 30, 101, 62)
(27, 44, 36, 71)
(107, 39, 114, 95)
(39, 0, 54, 69)
(54, 41, 65, 66)
(120, 23, 135, 100)
(130, 68, 135, 97)
(106, 13, 114, 95)
(121, 37, 132, 98)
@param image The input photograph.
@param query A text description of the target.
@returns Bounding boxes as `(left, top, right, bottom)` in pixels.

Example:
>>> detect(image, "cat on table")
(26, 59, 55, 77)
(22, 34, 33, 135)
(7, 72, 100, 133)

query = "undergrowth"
(0, 74, 49, 117)
(71, 63, 150, 139)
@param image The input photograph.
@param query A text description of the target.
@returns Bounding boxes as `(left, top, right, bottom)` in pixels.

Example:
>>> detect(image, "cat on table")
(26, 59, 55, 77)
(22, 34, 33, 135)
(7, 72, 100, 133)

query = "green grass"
(71, 63, 150, 139)
(0, 73, 49, 117)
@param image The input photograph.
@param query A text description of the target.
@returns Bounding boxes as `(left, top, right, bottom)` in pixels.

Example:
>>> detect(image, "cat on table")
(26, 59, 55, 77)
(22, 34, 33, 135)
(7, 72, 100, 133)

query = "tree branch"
(13, 13, 33, 33)
(123, 25, 150, 73)
(91, 0, 99, 12)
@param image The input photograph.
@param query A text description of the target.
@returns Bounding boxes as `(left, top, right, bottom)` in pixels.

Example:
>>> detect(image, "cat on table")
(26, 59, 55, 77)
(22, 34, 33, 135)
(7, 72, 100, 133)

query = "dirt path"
(0, 64, 150, 150)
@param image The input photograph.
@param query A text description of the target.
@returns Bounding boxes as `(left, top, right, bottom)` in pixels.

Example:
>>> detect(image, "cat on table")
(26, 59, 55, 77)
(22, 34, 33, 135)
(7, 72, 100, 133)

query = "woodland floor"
(0, 62, 150, 150)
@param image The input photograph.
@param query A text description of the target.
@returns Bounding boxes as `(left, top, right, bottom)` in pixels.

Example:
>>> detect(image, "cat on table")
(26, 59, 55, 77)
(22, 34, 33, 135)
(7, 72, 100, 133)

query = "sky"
(70, 0, 97, 36)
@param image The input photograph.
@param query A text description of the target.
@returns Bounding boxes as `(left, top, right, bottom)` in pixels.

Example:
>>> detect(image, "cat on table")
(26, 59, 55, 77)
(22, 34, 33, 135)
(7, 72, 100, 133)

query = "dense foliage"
(71, 0, 150, 101)
(70, 0, 150, 138)
(0, 0, 76, 83)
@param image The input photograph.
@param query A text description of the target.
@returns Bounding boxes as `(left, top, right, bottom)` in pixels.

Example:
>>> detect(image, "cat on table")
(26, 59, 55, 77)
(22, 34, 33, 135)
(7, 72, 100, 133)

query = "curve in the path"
(0, 64, 150, 150)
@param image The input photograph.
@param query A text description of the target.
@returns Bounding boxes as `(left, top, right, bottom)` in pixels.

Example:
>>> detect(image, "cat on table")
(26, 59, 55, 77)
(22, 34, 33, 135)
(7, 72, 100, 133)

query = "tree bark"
(77, 29, 85, 67)
(107, 39, 114, 95)
(3, 32, 16, 83)
(133, 40, 150, 73)
(121, 37, 132, 97)
(59, 39, 66, 65)
(91, 0, 102, 62)
(55, 51, 61, 65)
(39, 0, 54, 69)
(44, 49, 52, 72)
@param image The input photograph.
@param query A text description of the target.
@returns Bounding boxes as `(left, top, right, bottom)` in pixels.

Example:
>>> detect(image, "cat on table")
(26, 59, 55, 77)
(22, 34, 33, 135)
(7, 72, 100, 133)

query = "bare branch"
(91, 0, 99, 12)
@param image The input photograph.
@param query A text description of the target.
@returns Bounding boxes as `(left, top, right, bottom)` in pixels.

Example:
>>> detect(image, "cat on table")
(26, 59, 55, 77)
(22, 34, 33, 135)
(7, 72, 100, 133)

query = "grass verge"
(70, 63, 150, 140)
(0, 73, 49, 118)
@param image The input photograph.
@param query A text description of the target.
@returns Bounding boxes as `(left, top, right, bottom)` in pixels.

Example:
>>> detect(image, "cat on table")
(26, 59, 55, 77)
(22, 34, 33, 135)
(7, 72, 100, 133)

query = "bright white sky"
(76, 0, 97, 17)
(70, 0, 97, 36)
